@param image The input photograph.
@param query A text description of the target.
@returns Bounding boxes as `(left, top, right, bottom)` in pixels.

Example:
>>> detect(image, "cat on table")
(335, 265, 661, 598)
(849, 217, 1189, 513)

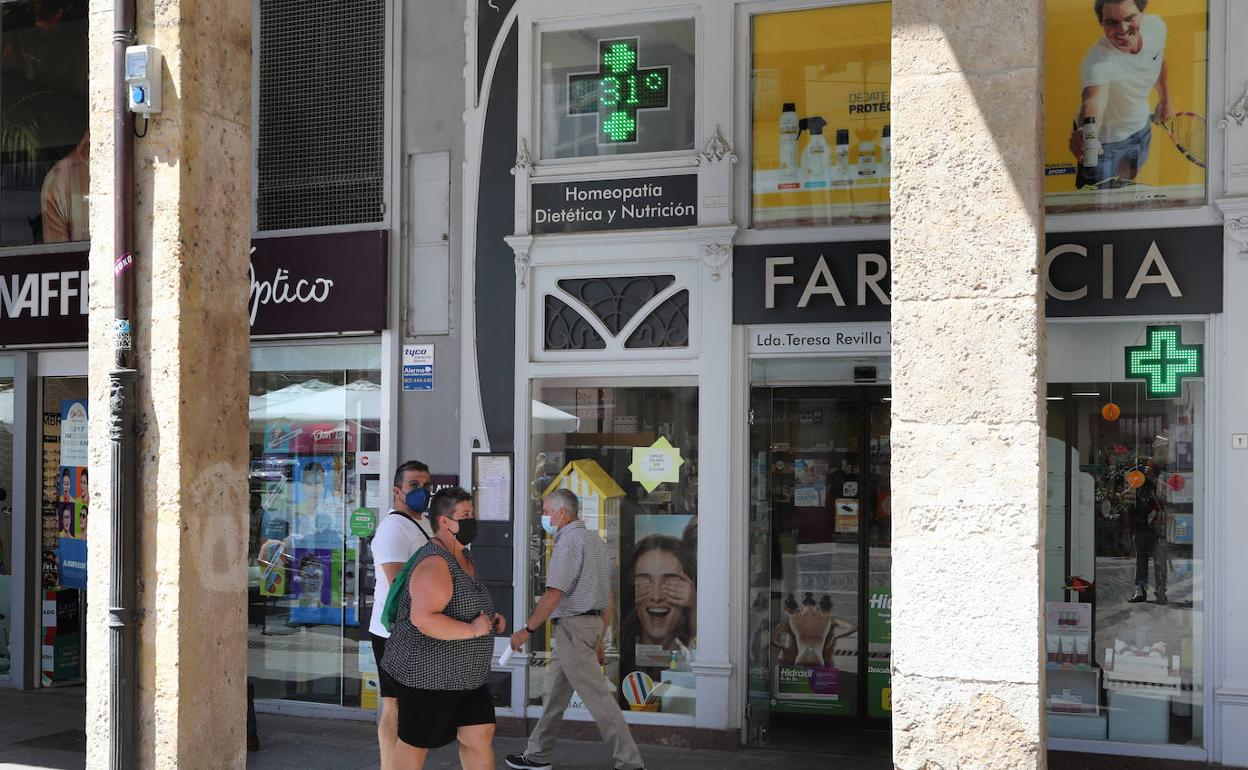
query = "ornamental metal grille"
(625, 289, 688, 349)
(544, 295, 606, 350)
(257, 0, 385, 231)
(556, 276, 674, 335)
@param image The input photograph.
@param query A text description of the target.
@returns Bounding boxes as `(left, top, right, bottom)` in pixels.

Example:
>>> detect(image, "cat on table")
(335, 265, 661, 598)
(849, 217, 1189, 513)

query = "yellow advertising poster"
(1044, 0, 1207, 212)
(751, 0, 1207, 225)
(751, 3, 892, 228)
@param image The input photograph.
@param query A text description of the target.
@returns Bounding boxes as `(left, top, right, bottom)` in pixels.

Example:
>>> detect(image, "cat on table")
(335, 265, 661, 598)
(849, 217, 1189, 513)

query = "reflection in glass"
(528, 383, 698, 714)
(247, 347, 381, 708)
(1, 1, 89, 246)
(1045, 375, 1203, 746)
(0, 368, 13, 675)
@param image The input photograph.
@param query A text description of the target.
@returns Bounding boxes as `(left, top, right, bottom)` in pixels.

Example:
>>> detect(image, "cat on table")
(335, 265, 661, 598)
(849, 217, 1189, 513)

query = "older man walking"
(506, 488, 646, 770)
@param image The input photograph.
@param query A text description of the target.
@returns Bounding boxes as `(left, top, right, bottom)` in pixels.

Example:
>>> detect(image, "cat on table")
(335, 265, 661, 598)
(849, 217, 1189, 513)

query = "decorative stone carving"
(505, 235, 534, 288)
(698, 126, 737, 166)
(1220, 83, 1248, 130)
(1227, 215, 1248, 258)
(699, 242, 732, 280)
(511, 138, 534, 176)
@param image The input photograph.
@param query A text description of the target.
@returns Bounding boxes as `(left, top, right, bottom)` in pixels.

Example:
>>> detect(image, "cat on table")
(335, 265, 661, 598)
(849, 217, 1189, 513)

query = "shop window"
(528, 382, 698, 716)
(246, 343, 382, 708)
(1045, 321, 1204, 747)
(256, 0, 385, 231)
(539, 20, 695, 160)
(749, 4, 892, 228)
(0, 1, 89, 247)
(39, 375, 87, 684)
(1044, 0, 1208, 214)
(748, 0, 1210, 228)
(0, 358, 13, 676)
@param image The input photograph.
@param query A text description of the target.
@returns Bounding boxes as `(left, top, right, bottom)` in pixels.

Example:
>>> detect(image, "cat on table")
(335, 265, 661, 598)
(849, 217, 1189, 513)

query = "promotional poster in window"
(750, 0, 1208, 227)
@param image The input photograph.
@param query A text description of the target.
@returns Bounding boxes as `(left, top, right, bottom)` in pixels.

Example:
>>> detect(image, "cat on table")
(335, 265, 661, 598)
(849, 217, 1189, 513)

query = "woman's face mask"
(450, 517, 477, 546)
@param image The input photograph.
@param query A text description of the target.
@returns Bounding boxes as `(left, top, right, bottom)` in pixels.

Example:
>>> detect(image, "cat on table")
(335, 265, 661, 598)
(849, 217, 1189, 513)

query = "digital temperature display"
(568, 37, 669, 144)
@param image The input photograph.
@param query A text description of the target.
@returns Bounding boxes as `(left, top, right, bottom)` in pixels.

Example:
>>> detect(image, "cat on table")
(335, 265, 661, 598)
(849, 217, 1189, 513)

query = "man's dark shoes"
(505, 754, 552, 770)
(1155, 593, 1168, 605)
(1127, 592, 1147, 603)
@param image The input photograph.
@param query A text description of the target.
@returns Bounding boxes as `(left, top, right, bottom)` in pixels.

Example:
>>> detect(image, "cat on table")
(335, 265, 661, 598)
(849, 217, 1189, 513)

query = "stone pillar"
(86, 0, 252, 768)
(889, 2, 1046, 768)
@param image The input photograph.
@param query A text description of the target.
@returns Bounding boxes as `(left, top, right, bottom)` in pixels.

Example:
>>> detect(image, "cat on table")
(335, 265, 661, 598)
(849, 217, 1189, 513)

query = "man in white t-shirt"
(1069, 0, 1170, 188)
(370, 459, 433, 770)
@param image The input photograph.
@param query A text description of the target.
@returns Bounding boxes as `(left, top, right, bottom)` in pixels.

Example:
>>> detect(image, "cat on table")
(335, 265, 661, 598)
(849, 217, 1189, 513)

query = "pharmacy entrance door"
(745, 385, 892, 754)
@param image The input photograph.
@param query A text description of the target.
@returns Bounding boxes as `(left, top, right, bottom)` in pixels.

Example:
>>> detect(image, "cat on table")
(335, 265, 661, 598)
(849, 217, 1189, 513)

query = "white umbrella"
(251, 379, 381, 422)
(531, 400, 580, 433)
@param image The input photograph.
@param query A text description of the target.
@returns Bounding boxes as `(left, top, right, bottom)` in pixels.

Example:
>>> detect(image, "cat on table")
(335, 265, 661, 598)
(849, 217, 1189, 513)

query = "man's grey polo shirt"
(546, 519, 611, 619)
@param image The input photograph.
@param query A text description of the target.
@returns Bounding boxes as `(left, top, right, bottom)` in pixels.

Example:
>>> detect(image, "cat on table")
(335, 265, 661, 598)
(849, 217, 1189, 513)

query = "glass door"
(746, 384, 892, 745)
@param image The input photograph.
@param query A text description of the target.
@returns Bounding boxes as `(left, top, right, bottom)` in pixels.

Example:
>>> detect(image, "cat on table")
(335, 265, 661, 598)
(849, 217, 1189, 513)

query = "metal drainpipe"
(110, 0, 137, 766)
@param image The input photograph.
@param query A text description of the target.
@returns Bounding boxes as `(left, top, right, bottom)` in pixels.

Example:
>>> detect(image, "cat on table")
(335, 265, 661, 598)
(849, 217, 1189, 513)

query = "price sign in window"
(541, 20, 694, 160)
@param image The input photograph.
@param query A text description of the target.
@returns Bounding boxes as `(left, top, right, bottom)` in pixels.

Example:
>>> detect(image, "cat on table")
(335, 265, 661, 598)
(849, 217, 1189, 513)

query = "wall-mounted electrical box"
(124, 45, 163, 114)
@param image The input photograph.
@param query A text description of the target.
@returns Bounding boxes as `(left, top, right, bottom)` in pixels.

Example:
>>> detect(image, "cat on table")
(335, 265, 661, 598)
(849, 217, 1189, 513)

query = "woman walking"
(381, 487, 506, 769)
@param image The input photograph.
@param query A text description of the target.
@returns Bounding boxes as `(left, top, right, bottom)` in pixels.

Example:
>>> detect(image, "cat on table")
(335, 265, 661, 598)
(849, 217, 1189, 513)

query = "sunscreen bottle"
(881, 125, 891, 175)
(1081, 116, 1101, 168)
(857, 138, 878, 177)
(779, 102, 800, 183)
(834, 128, 850, 178)
(799, 116, 830, 188)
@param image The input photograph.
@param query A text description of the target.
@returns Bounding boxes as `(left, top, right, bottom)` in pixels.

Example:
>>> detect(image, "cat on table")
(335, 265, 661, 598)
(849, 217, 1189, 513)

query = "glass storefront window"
(750, 3, 892, 228)
(0, 1, 89, 246)
(528, 381, 698, 715)
(247, 343, 382, 708)
(1044, 0, 1208, 214)
(1046, 321, 1204, 746)
(39, 375, 87, 685)
(0, 357, 13, 676)
(749, 0, 1210, 227)
(540, 20, 695, 160)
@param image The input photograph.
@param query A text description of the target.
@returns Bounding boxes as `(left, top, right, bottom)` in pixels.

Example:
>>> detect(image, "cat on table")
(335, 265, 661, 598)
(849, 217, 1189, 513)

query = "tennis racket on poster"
(1154, 112, 1206, 169)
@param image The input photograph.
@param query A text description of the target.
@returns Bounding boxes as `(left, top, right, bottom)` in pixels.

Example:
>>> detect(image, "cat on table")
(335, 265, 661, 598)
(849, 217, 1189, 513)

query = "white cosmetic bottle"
(1082, 116, 1101, 168)
(881, 124, 891, 175)
(834, 128, 850, 179)
(858, 139, 878, 177)
(799, 116, 830, 188)
(779, 102, 800, 183)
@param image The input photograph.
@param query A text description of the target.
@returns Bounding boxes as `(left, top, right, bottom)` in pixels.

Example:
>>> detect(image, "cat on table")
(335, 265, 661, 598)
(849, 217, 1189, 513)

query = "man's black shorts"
(394, 683, 495, 749)
(371, 636, 402, 699)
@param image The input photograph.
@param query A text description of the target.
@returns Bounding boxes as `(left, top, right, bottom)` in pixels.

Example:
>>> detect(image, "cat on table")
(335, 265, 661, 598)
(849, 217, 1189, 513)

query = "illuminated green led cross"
(567, 37, 669, 144)
(1124, 325, 1203, 399)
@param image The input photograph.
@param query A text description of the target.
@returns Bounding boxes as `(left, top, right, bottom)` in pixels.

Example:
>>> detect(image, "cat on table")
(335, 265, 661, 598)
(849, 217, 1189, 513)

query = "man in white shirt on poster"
(370, 459, 433, 770)
(1069, 0, 1170, 189)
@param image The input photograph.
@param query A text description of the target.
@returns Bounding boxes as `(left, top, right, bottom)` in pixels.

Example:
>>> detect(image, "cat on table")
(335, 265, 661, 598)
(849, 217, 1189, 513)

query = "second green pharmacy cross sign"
(568, 37, 669, 144)
(1124, 325, 1203, 399)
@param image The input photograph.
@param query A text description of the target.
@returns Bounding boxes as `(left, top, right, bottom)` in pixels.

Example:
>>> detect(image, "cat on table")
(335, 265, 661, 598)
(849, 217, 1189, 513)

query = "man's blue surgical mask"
(541, 515, 558, 536)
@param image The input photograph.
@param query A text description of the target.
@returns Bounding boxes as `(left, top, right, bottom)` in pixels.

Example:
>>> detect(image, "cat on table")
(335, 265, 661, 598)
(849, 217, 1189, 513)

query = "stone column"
(86, 0, 252, 768)
(889, 2, 1046, 768)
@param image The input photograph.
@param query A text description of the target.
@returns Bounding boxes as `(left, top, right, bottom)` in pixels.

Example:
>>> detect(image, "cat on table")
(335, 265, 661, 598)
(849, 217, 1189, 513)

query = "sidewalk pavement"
(0, 687, 890, 770)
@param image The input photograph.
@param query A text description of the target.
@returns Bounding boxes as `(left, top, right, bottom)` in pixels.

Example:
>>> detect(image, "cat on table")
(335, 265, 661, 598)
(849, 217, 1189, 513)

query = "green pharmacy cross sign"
(567, 37, 669, 144)
(1124, 325, 1203, 399)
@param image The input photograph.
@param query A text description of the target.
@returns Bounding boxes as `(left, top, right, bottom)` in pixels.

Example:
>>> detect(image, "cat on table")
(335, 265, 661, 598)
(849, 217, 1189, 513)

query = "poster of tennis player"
(1045, 0, 1207, 212)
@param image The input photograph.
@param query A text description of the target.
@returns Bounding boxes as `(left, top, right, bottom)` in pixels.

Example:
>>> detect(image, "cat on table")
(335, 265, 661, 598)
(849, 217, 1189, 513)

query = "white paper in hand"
(499, 645, 517, 667)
